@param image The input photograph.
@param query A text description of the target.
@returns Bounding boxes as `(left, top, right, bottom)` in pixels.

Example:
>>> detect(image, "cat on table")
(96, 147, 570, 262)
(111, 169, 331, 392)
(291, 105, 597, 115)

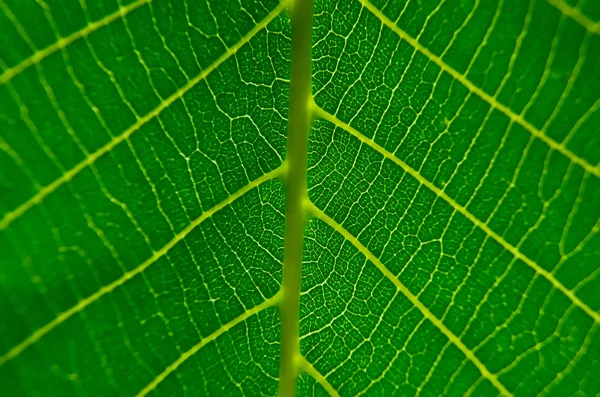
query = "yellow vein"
(298, 355, 340, 397)
(548, 0, 600, 34)
(310, 202, 512, 397)
(0, 0, 151, 85)
(359, 0, 600, 178)
(0, 0, 288, 231)
(136, 291, 282, 397)
(313, 104, 600, 325)
(0, 167, 282, 366)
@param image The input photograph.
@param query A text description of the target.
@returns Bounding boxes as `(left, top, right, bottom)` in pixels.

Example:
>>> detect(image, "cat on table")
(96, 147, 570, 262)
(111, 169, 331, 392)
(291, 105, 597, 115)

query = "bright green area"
(1, 0, 599, 396)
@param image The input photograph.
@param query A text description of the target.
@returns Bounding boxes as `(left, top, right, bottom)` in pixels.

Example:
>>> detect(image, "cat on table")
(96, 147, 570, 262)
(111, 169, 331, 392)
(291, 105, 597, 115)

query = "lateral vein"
(310, 202, 512, 397)
(0, 0, 289, 231)
(0, 0, 151, 85)
(313, 104, 600, 324)
(359, 0, 599, 178)
(0, 167, 282, 366)
(298, 355, 340, 397)
(547, 0, 600, 34)
(136, 291, 282, 397)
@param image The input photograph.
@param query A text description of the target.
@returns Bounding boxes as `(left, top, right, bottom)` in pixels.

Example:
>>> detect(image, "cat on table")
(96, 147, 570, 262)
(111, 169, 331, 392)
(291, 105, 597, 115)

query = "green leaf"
(1, 0, 599, 396)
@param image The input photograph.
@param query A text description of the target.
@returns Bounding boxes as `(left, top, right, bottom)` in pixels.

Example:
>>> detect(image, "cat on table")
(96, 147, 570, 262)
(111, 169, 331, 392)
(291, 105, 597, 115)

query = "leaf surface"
(1, 0, 599, 396)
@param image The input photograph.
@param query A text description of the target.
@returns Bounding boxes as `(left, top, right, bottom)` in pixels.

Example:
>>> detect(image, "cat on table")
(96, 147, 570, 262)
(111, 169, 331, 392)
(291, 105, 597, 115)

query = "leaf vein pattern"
(309, 201, 512, 397)
(313, 103, 600, 324)
(0, 0, 289, 231)
(359, 0, 600, 178)
(2, 0, 599, 394)
(136, 291, 282, 397)
(0, 0, 152, 85)
(0, 167, 282, 365)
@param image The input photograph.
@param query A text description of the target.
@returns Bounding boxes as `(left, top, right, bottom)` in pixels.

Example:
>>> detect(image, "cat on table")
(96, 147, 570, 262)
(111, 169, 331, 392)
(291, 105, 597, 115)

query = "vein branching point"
(279, 0, 314, 396)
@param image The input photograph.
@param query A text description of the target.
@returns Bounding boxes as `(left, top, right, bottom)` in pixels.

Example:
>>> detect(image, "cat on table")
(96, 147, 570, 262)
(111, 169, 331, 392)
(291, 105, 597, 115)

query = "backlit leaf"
(1, 0, 599, 395)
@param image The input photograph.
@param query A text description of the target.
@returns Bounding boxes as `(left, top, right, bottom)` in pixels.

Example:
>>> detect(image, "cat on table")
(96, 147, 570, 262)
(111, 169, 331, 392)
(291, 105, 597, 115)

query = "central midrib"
(278, 0, 315, 396)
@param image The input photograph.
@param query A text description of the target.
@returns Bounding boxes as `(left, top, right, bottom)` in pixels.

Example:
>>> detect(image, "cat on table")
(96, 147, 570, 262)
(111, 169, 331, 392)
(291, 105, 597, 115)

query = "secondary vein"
(0, 0, 152, 85)
(298, 355, 340, 397)
(0, 0, 289, 231)
(310, 202, 513, 397)
(359, 0, 600, 179)
(313, 104, 600, 324)
(136, 291, 283, 397)
(547, 0, 600, 34)
(0, 167, 282, 366)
